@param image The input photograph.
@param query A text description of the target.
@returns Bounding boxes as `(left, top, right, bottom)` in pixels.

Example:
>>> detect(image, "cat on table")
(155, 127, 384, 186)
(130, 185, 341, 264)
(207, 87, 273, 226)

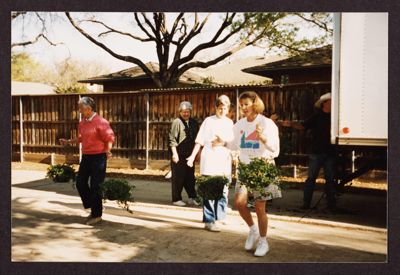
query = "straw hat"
(314, 92, 331, 108)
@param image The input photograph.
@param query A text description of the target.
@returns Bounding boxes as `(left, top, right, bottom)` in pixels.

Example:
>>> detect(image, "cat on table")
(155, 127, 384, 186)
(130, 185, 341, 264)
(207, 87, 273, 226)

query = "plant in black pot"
(237, 158, 282, 199)
(196, 175, 229, 201)
(100, 179, 135, 213)
(46, 163, 76, 183)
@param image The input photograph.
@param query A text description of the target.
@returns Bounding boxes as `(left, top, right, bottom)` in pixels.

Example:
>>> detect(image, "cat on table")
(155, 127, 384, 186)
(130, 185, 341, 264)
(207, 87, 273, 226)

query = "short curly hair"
(179, 101, 192, 111)
(78, 97, 96, 112)
(238, 91, 265, 114)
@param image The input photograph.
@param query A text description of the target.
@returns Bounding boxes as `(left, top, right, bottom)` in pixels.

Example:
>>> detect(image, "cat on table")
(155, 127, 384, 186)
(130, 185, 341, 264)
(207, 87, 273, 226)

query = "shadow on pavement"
(11, 172, 387, 229)
(11, 196, 386, 262)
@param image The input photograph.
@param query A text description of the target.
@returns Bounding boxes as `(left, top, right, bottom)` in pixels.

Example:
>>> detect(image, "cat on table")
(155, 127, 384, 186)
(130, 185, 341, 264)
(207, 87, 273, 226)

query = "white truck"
(331, 12, 388, 184)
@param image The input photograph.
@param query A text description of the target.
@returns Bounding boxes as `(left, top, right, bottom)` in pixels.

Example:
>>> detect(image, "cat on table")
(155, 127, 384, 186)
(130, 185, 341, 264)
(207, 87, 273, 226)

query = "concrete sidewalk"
(11, 169, 387, 262)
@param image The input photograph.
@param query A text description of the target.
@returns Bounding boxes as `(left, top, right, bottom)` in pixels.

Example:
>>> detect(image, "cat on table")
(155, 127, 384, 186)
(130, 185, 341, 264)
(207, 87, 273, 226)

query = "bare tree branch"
(173, 16, 189, 45)
(171, 13, 243, 71)
(175, 36, 256, 79)
(141, 13, 159, 39)
(80, 19, 154, 42)
(12, 12, 61, 48)
(172, 13, 210, 64)
(65, 12, 162, 87)
(134, 13, 156, 40)
(170, 13, 184, 37)
(11, 33, 62, 48)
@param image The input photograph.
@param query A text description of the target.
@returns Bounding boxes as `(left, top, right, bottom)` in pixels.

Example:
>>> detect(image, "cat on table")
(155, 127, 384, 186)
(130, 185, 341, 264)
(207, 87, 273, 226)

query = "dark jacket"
(169, 117, 199, 158)
(302, 110, 335, 155)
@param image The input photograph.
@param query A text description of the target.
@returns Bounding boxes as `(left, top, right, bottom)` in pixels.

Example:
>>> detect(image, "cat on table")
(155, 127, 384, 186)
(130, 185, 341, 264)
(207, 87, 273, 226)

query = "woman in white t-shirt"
(187, 95, 234, 232)
(230, 91, 280, 257)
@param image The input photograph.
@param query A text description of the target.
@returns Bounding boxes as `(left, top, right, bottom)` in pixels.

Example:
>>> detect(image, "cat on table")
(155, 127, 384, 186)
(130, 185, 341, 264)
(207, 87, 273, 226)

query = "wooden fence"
(11, 82, 331, 169)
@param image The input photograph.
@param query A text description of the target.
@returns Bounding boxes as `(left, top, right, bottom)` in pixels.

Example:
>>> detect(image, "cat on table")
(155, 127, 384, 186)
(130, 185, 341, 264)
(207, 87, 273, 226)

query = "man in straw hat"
(282, 92, 337, 211)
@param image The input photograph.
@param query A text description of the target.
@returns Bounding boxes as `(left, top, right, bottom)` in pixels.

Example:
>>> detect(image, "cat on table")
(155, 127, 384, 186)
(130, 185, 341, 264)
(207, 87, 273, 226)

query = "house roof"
(78, 56, 287, 87)
(242, 45, 332, 76)
(12, 81, 57, 95)
(78, 62, 204, 85)
(191, 55, 286, 85)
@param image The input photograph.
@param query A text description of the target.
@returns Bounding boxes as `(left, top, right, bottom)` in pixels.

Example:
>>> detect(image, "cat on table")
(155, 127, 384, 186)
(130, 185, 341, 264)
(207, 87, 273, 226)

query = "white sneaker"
(254, 239, 269, 257)
(205, 222, 221, 232)
(188, 198, 200, 206)
(245, 229, 260, 250)
(173, 200, 186, 206)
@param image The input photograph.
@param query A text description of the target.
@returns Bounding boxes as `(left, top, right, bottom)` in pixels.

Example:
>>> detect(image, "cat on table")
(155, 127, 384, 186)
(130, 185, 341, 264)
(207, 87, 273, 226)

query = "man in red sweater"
(60, 97, 115, 225)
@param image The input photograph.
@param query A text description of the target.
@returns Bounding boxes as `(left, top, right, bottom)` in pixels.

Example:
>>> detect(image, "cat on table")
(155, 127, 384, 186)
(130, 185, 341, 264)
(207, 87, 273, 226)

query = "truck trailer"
(331, 12, 388, 185)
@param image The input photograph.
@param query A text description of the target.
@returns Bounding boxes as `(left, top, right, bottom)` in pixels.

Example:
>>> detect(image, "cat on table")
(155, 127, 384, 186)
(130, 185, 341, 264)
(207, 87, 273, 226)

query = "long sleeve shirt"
(231, 114, 280, 164)
(168, 117, 199, 158)
(195, 115, 234, 177)
(78, 114, 115, 155)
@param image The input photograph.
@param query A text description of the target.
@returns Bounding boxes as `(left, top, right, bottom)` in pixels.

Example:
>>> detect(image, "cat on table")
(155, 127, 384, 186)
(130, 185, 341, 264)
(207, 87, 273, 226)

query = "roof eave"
(243, 63, 332, 74)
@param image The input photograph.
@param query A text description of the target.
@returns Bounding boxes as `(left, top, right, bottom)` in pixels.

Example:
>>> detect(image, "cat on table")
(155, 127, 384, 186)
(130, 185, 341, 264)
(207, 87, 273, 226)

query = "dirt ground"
(11, 162, 387, 262)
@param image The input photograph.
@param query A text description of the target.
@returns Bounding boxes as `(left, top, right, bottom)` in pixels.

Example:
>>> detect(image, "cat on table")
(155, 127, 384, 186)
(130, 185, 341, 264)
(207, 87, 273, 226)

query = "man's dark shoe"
(86, 216, 102, 225)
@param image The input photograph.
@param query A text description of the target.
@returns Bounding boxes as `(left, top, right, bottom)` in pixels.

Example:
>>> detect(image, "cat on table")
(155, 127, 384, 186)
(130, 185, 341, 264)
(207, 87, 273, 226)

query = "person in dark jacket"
(282, 92, 336, 210)
(168, 101, 199, 207)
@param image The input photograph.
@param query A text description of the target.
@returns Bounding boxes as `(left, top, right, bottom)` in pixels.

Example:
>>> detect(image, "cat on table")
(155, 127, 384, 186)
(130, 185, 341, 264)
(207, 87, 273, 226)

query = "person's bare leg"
(254, 200, 267, 237)
(234, 191, 254, 226)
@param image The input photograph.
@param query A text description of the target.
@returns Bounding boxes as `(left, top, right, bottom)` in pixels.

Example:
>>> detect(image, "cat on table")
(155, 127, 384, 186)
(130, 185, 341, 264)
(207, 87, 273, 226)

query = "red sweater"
(78, 114, 115, 155)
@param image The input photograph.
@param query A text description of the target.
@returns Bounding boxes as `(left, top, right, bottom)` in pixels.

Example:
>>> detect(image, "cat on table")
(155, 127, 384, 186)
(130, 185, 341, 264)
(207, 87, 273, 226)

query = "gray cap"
(179, 101, 192, 111)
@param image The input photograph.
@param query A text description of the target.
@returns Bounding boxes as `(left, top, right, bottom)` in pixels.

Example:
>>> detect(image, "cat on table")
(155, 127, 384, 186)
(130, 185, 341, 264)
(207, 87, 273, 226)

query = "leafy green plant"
(100, 179, 135, 213)
(46, 163, 76, 182)
(238, 158, 282, 198)
(196, 175, 229, 200)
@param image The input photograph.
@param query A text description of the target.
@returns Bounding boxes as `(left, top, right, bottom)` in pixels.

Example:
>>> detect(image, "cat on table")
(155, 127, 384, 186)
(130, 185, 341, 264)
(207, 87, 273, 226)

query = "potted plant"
(195, 175, 229, 200)
(46, 163, 76, 183)
(100, 179, 135, 213)
(237, 158, 282, 199)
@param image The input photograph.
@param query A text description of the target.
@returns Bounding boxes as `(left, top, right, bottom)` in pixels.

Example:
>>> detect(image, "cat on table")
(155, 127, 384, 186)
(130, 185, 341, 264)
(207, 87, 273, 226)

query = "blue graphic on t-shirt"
(240, 130, 260, 149)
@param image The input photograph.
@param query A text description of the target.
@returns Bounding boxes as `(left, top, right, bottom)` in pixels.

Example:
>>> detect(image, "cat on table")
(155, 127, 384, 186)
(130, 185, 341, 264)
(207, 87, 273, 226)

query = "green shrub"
(196, 175, 229, 200)
(100, 179, 135, 213)
(46, 163, 76, 183)
(238, 158, 282, 198)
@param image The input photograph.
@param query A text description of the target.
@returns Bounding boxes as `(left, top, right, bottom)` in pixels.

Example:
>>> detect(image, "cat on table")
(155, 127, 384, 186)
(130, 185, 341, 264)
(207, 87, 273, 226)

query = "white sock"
(249, 224, 258, 232)
(259, 236, 267, 243)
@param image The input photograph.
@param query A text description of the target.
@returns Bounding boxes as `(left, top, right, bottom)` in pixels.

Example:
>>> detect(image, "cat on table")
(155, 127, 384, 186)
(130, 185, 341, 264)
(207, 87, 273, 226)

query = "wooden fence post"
(31, 97, 35, 145)
(19, 97, 24, 162)
(145, 93, 150, 170)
